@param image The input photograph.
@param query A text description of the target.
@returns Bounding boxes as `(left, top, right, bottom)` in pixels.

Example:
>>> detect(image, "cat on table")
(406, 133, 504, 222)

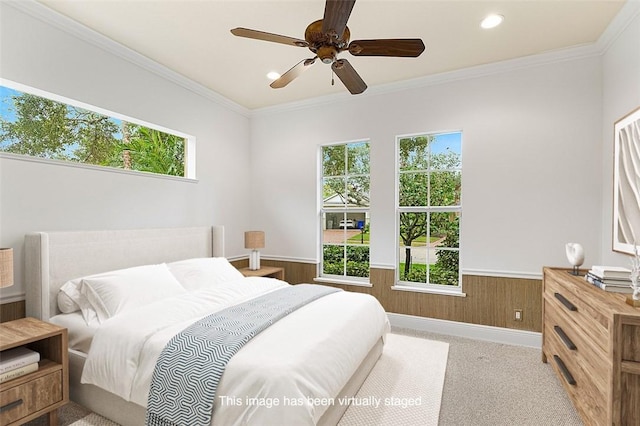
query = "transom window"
(397, 131, 462, 288)
(0, 80, 194, 178)
(320, 141, 370, 280)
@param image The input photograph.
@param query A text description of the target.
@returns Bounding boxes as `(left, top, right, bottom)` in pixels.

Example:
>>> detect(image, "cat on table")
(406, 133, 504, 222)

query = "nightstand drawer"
(0, 370, 62, 425)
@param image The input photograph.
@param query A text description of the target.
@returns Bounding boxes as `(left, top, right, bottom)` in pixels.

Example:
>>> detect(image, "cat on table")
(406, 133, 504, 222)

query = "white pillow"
(57, 285, 80, 313)
(58, 279, 99, 325)
(80, 263, 186, 323)
(167, 257, 244, 291)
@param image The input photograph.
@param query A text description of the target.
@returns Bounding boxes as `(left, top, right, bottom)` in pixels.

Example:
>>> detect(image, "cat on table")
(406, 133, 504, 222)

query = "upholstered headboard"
(25, 226, 225, 321)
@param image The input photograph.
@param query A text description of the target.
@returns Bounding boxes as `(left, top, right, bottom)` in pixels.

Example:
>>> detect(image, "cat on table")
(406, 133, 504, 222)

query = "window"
(320, 141, 370, 281)
(397, 131, 462, 288)
(0, 81, 193, 178)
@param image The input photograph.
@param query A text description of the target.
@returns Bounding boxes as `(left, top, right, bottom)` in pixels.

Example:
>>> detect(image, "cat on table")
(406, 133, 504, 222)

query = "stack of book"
(585, 266, 633, 293)
(0, 347, 40, 383)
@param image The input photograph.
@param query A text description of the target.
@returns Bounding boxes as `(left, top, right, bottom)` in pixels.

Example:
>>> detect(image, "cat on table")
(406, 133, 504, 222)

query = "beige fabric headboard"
(25, 226, 225, 321)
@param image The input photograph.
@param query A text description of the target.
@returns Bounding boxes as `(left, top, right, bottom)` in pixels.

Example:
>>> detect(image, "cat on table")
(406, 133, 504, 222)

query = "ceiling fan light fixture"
(317, 45, 337, 64)
(480, 14, 504, 29)
(266, 71, 281, 80)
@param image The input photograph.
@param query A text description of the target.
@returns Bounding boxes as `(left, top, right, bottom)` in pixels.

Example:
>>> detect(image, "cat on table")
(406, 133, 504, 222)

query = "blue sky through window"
(431, 132, 462, 156)
(0, 86, 19, 122)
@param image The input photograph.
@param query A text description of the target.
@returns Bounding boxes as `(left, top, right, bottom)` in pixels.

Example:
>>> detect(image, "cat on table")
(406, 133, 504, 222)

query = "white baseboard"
(387, 312, 541, 348)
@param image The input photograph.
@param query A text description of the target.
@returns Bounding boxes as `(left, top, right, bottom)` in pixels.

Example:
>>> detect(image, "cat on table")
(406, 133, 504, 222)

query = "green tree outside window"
(398, 133, 462, 286)
(1, 86, 186, 177)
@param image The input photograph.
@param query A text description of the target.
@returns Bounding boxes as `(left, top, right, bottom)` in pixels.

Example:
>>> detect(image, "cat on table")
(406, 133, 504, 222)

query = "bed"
(24, 226, 388, 426)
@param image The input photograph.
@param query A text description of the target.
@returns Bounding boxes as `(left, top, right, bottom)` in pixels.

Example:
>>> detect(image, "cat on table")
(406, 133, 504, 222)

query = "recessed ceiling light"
(480, 14, 504, 29)
(266, 71, 281, 80)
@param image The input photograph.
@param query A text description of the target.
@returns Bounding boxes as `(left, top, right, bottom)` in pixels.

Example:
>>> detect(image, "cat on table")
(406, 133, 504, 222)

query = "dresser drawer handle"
(554, 292, 577, 311)
(553, 355, 576, 385)
(554, 326, 577, 350)
(0, 399, 23, 413)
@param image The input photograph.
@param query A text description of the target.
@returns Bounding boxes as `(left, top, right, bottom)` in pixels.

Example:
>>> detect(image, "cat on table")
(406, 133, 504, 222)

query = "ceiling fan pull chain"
(331, 69, 335, 86)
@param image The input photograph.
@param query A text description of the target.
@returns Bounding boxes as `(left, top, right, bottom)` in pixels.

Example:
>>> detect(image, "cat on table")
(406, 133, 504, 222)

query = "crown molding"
(4, 0, 251, 117)
(252, 1, 640, 117)
(5, 0, 638, 118)
(596, 0, 640, 53)
(251, 42, 602, 117)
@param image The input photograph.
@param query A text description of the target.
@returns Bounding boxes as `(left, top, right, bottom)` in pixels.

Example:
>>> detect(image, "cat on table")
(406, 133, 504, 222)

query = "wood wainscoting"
(0, 300, 26, 323)
(239, 259, 542, 332)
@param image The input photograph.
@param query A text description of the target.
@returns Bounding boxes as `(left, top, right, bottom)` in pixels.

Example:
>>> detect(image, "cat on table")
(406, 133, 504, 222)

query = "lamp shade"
(244, 231, 265, 250)
(0, 248, 14, 288)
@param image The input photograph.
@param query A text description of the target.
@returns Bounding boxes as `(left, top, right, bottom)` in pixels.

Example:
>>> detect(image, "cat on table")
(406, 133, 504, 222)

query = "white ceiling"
(37, 0, 625, 110)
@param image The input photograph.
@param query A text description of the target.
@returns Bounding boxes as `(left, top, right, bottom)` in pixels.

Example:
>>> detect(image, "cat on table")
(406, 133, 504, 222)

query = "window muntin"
(0, 81, 193, 178)
(397, 132, 462, 288)
(321, 141, 370, 280)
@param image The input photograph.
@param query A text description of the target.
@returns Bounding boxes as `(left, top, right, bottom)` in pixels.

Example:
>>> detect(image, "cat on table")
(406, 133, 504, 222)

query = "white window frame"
(318, 139, 371, 285)
(394, 130, 463, 294)
(0, 78, 196, 180)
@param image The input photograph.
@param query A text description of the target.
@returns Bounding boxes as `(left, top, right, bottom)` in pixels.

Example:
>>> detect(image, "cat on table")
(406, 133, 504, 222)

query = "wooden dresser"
(542, 267, 640, 426)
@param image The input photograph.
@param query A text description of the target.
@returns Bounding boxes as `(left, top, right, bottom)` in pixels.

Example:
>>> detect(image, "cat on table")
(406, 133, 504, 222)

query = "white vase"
(565, 243, 584, 275)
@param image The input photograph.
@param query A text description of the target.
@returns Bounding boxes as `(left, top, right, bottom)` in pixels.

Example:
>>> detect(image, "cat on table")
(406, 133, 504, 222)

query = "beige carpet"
(69, 333, 450, 426)
(69, 414, 118, 426)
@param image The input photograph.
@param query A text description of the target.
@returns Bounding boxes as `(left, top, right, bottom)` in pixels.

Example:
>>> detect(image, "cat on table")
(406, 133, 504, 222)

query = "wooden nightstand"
(240, 266, 285, 281)
(0, 317, 68, 426)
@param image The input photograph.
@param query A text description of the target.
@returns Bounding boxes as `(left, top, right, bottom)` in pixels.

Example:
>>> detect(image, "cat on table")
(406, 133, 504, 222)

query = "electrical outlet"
(514, 309, 523, 321)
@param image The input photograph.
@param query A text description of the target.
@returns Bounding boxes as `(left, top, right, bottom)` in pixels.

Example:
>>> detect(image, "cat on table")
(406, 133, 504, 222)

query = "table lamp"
(245, 231, 265, 270)
(0, 248, 14, 288)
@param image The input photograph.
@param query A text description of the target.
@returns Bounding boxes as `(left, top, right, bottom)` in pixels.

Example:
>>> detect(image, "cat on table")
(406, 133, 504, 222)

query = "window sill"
(314, 277, 373, 288)
(0, 152, 198, 182)
(391, 285, 466, 297)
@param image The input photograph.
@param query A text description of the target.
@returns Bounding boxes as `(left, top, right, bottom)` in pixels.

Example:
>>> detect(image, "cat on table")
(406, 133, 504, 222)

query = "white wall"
(0, 3, 252, 301)
(1, 1, 637, 304)
(250, 55, 604, 277)
(601, 5, 640, 266)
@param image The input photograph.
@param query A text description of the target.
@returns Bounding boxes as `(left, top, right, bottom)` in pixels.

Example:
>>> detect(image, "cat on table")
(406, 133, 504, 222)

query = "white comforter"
(81, 277, 389, 425)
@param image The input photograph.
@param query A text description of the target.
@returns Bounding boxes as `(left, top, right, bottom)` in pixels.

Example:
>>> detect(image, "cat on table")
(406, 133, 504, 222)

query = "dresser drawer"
(544, 273, 609, 353)
(0, 371, 62, 425)
(543, 324, 607, 426)
(544, 300, 609, 390)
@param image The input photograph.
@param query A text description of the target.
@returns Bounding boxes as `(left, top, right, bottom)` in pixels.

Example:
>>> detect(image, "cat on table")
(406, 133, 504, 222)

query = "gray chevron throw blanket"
(146, 284, 341, 426)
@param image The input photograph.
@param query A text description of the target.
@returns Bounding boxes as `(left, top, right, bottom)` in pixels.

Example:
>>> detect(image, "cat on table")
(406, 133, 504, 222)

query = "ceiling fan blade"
(231, 28, 309, 48)
(348, 39, 425, 57)
(331, 59, 367, 94)
(322, 0, 356, 38)
(270, 58, 316, 89)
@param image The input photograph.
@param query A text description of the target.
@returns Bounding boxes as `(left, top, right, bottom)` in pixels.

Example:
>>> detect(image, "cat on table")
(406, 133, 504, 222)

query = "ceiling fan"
(230, 0, 425, 95)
